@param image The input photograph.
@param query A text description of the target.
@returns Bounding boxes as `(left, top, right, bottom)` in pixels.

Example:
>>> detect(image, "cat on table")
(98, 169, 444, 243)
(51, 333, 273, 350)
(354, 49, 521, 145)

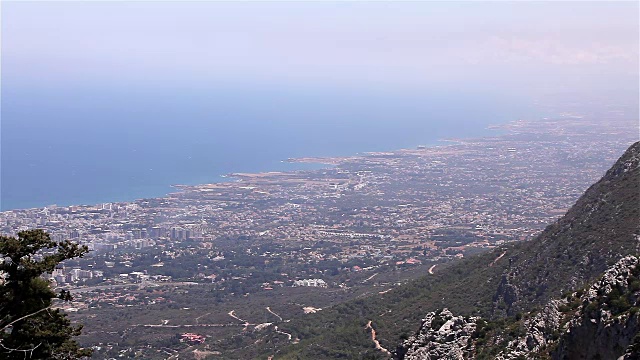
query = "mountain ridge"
(491, 140, 640, 317)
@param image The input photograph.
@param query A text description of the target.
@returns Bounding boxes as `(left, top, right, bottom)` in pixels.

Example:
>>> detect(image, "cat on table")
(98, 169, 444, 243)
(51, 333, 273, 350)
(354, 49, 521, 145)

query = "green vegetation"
(0, 229, 92, 359)
(267, 249, 507, 358)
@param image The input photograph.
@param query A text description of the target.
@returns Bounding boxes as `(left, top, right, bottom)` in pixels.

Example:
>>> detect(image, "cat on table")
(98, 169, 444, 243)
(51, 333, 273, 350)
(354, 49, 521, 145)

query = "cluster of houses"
(292, 278, 327, 287)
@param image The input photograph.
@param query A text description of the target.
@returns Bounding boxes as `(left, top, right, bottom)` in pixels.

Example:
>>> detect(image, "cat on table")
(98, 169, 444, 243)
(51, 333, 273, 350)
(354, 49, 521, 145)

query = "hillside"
(267, 141, 639, 359)
(402, 255, 640, 359)
(492, 140, 640, 317)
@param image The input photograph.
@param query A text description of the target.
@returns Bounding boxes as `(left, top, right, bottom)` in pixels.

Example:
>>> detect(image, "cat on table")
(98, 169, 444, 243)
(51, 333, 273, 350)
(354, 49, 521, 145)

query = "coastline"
(1, 121, 514, 212)
(156, 119, 520, 200)
(188, 121, 513, 187)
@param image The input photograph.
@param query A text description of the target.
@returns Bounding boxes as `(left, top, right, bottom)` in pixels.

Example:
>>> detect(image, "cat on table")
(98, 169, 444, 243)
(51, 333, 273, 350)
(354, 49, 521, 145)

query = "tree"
(0, 229, 92, 359)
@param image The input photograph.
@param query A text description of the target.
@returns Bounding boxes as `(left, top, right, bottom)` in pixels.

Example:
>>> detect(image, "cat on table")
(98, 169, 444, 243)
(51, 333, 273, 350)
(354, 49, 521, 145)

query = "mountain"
(491, 140, 640, 318)
(271, 141, 639, 359)
(401, 255, 640, 359)
(401, 141, 640, 360)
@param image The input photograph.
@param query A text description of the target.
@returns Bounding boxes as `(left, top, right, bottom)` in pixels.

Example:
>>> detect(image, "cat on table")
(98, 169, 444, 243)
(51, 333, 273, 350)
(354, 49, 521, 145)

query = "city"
(0, 112, 636, 358)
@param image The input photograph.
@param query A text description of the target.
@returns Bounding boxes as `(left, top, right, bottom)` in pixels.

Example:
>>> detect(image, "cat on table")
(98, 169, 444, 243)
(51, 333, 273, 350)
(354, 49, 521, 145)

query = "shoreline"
(179, 122, 510, 186)
(0, 120, 517, 212)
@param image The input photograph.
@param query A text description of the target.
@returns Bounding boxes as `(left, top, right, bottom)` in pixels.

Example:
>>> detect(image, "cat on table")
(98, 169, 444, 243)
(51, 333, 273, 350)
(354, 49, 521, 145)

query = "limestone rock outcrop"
(401, 309, 478, 360)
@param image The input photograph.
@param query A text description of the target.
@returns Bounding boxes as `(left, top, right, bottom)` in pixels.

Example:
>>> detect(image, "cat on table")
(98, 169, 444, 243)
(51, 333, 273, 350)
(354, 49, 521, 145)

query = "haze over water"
(2, 1, 637, 210)
(2, 84, 534, 210)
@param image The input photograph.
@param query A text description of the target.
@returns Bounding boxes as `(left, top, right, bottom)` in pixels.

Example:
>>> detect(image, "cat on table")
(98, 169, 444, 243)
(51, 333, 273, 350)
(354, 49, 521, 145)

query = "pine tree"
(0, 229, 92, 359)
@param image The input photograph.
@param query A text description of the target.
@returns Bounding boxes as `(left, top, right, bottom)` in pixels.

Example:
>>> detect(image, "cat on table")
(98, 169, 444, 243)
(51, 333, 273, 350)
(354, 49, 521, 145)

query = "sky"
(2, 1, 639, 99)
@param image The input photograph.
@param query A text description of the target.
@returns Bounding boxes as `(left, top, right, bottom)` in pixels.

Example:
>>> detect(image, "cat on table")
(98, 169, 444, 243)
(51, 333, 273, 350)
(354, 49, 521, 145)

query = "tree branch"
(0, 307, 50, 332)
(0, 340, 41, 357)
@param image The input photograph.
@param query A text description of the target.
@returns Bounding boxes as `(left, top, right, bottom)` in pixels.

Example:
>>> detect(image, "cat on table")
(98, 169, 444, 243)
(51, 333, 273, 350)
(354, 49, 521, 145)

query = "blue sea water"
(1, 84, 537, 210)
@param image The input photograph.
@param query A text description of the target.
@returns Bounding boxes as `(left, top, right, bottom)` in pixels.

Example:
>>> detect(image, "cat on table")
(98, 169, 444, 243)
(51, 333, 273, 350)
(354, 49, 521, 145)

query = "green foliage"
(0, 229, 92, 359)
(584, 300, 600, 316)
(430, 315, 446, 330)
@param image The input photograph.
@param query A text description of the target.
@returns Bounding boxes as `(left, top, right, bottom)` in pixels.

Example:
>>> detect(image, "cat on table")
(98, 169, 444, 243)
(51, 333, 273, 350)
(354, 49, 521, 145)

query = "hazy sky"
(2, 1, 639, 98)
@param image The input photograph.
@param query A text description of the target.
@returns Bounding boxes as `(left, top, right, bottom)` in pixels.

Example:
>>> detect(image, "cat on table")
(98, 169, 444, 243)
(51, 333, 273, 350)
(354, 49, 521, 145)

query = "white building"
(293, 278, 327, 288)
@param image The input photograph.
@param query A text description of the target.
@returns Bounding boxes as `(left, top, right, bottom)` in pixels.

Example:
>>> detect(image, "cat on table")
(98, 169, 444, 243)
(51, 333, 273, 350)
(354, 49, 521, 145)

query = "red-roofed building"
(181, 333, 205, 344)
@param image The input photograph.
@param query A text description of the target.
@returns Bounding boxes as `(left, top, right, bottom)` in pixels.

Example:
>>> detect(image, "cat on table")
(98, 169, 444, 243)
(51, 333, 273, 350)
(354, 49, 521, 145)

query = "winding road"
(266, 307, 283, 322)
(365, 320, 392, 356)
(228, 310, 251, 326)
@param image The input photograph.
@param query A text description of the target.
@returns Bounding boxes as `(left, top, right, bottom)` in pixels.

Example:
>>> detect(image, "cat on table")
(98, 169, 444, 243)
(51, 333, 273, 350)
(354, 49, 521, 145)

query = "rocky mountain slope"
(401, 255, 640, 359)
(401, 309, 478, 359)
(401, 141, 639, 359)
(551, 256, 640, 360)
(492, 140, 640, 317)
(273, 141, 639, 359)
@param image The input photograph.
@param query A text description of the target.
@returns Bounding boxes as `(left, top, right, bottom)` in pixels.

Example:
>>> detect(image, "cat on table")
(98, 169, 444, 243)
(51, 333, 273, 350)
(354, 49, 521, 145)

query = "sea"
(1, 84, 538, 211)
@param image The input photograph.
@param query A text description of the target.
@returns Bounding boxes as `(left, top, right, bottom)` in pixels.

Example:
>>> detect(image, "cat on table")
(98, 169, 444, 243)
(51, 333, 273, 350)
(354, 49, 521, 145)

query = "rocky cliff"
(401, 256, 640, 359)
(551, 255, 640, 360)
(402, 309, 478, 360)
